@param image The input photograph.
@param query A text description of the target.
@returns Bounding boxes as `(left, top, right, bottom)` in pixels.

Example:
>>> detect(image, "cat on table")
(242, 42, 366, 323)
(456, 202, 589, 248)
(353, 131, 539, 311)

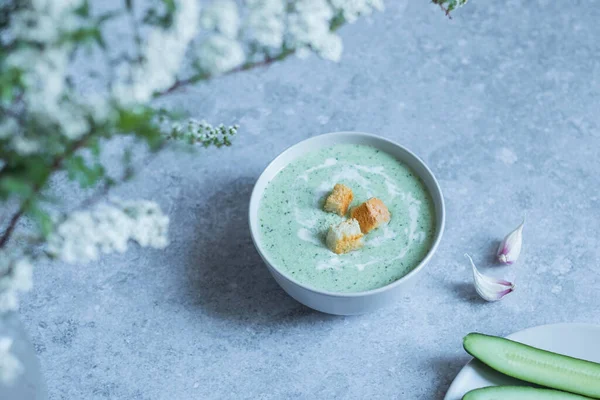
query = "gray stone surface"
(19, 1, 600, 399)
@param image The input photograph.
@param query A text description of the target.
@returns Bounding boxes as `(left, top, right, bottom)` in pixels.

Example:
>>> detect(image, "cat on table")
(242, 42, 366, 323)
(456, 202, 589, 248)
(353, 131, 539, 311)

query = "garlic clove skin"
(497, 219, 524, 265)
(466, 254, 515, 302)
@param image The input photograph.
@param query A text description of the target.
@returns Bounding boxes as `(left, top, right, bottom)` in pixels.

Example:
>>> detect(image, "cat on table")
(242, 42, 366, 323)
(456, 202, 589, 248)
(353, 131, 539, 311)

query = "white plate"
(445, 323, 600, 399)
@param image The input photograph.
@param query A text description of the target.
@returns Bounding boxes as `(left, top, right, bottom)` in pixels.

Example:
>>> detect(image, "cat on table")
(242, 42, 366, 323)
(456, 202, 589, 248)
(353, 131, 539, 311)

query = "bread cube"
(326, 219, 364, 254)
(350, 198, 391, 234)
(323, 183, 353, 216)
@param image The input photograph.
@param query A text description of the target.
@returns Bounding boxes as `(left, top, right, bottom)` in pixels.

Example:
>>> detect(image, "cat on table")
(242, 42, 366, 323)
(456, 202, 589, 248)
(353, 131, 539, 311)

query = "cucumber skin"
(463, 386, 592, 400)
(463, 333, 600, 399)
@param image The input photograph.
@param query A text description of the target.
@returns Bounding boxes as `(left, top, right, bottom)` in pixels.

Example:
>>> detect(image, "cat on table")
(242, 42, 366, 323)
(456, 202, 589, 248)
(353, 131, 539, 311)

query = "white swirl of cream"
(299, 158, 337, 181)
(297, 228, 322, 246)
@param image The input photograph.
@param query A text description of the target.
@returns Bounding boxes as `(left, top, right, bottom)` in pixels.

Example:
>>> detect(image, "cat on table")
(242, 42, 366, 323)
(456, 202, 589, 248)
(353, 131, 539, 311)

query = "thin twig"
(0, 211, 23, 249)
(431, 0, 452, 18)
(159, 49, 296, 96)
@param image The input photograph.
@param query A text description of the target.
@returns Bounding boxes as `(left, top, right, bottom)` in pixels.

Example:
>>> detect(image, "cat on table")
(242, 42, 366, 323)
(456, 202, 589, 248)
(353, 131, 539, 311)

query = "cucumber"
(463, 333, 600, 398)
(463, 386, 592, 400)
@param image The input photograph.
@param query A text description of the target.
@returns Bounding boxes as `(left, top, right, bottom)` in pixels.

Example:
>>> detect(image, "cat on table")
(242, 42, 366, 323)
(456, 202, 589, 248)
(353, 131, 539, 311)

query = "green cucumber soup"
(258, 144, 436, 293)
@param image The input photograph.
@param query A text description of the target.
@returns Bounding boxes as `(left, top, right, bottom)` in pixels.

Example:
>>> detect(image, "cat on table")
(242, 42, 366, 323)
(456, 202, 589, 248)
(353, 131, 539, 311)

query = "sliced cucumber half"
(463, 386, 592, 399)
(463, 333, 600, 399)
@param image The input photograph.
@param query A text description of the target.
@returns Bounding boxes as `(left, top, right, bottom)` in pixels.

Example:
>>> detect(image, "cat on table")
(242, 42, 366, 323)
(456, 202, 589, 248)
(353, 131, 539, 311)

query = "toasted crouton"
(350, 198, 391, 234)
(326, 219, 364, 254)
(323, 183, 353, 216)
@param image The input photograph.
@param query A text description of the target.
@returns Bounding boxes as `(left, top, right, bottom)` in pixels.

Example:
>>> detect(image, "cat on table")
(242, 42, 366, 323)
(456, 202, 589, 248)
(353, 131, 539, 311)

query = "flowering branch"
(0, 134, 93, 249)
(164, 119, 238, 147)
(159, 0, 358, 97)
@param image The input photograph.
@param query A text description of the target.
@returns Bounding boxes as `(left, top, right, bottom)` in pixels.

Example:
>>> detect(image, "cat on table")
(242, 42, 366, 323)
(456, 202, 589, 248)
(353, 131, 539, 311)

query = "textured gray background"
(20, 0, 600, 399)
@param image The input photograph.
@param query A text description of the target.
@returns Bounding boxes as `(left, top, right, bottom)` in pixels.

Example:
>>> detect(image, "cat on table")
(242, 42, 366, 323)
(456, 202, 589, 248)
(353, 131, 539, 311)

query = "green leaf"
(8, 157, 50, 186)
(74, 0, 90, 17)
(330, 13, 346, 31)
(61, 27, 105, 48)
(0, 176, 33, 198)
(27, 203, 54, 238)
(65, 155, 105, 188)
(116, 107, 165, 150)
(138, 126, 164, 150)
(89, 137, 101, 158)
(66, 155, 85, 181)
(0, 67, 24, 105)
(1, 85, 13, 104)
(116, 107, 152, 131)
(162, 0, 176, 12)
(125, 0, 133, 11)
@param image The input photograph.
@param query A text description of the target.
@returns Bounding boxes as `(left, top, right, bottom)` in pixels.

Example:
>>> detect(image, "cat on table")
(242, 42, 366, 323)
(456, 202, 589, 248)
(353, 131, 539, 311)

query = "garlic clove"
(466, 254, 515, 302)
(497, 219, 524, 265)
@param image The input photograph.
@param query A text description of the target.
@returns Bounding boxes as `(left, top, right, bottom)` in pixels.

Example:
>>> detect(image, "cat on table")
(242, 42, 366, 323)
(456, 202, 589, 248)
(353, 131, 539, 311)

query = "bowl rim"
(248, 131, 446, 298)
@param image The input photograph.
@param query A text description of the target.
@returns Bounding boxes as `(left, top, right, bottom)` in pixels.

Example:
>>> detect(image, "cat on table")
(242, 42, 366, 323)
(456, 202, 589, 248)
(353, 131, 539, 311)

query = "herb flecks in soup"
(258, 144, 435, 293)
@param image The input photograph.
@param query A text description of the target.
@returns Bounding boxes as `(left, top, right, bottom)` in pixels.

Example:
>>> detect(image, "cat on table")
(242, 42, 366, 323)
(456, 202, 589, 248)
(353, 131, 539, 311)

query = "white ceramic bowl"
(249, 132, 445, 315)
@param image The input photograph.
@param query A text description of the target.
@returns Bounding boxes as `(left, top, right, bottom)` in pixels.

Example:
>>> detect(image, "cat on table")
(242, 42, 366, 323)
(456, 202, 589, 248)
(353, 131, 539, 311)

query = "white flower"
(30, 0, 84, 21)
(0, 257, 33, 313)
(47, 200, 170, 263)
(316, 34, 343, 62)
(11, 137, 40, 155)
(454, 0, 469, 8)
(201, 0, 240, 39)
(11, 11, 57, 43)
(295, 47, 313, 59)
(197, 35, 245, 75)
(246, 0, 286, 48)
(8, 260, 33, 293)
(113, 0, 199, 105)
(11, 0, 84, 44)
(330, 0, 384, 23)
(6, 0, 95, 141)
(0, 338, 23, 386)
(51, 102, 90, 140)
(165, 118, 238, 147)
(6, 28, 90, 141)
(294, 0, 334, 21)
(119, 200, 170, 249)
(50, 211, 99, 263)
(7, 46, 71, 137)
(84, 95, 115, 123)
(287, 0, 343, 61)
(0, 291, 19, 314)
